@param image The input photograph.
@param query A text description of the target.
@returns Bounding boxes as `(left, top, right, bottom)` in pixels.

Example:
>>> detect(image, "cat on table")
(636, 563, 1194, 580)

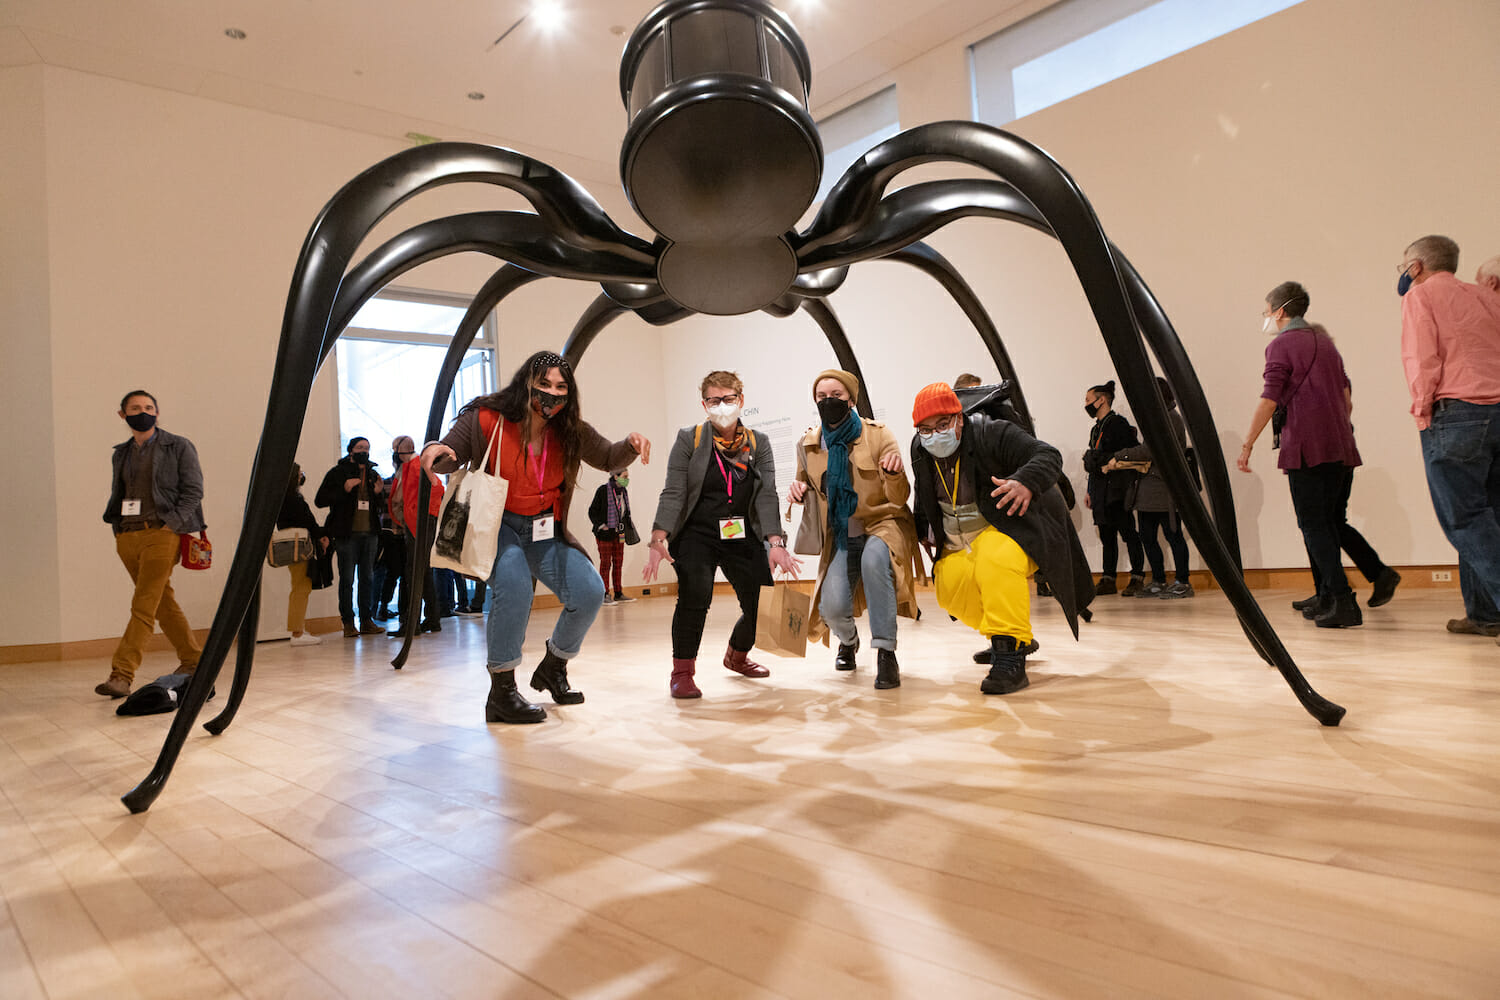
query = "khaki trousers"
(111, 527, 201, 682)
(286, 560, 312, 632)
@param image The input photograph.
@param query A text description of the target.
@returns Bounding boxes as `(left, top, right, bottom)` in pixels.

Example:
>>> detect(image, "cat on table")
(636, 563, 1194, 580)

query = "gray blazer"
(652, 422, 782, 541)
(103, 427, 206, 534)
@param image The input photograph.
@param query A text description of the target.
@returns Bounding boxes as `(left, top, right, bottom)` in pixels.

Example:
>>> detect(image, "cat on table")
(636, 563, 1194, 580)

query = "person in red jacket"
(386, 453, 443, 635)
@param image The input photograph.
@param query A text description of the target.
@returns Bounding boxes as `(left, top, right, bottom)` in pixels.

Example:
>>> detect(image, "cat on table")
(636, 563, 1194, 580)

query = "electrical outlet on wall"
(1432, 570, 1453, 582)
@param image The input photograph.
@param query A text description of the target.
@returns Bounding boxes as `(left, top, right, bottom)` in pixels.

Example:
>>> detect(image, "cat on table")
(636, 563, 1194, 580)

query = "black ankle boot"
(1301, 593, 1332, 620)
(874, 649, 900, 689)
(1291, 593, 1321, 612)
(980, 635, 1030, 695)
(1315, 591, 1363, 629)
(529, 646, 584, 704)
(834, 640, 858, 671)
(485, 669, 547, 723)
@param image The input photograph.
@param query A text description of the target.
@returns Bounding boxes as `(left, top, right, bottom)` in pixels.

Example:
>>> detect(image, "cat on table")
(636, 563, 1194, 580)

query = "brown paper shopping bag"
(754, 583, 811, 658)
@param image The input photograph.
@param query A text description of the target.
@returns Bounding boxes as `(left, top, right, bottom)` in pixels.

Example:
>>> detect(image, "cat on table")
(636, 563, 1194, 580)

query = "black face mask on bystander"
(816, 396, 850, 430)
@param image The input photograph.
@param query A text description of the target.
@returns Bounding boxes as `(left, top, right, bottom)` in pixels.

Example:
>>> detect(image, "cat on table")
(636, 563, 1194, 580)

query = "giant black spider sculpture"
(122, 0, 1344, 814)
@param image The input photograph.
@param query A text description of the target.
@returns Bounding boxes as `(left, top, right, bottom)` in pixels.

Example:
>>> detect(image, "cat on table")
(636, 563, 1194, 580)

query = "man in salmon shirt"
(1398, 235, 1500, 642)
(422, 351, 650, 723)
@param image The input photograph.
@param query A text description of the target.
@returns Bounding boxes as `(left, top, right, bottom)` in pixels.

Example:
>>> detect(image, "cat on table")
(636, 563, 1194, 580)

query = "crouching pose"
(645, 371, 800, 698)
(423, 351, 649, 724)
(789, 369, 924, 689)
(909, 383, 1092, 694)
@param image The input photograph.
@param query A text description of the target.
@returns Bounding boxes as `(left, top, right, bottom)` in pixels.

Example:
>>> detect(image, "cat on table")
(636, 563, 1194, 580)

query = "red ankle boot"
(723, 644, 769, 678)
(670, 658, 701, 699)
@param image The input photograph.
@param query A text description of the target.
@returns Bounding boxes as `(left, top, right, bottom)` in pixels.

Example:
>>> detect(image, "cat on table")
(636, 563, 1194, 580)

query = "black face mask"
(1084, 401, 1101, 418)
(816, 396, 851, 430)
(532, 388, 567, 419)
(125, 412, 157, 433)
(351, 452, 369, 464)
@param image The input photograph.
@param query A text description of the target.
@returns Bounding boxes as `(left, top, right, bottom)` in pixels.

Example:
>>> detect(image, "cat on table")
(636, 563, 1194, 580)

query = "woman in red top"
(422, 352, 649, 724)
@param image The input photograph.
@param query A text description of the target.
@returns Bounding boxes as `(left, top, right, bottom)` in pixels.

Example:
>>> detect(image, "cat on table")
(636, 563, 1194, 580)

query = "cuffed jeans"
(1420, 400, 1500, 622)
(335, 532, 379, 624)
(112, 526, 201, 682)
(486, 510, 605, 672)
(819, 535, 898, 651)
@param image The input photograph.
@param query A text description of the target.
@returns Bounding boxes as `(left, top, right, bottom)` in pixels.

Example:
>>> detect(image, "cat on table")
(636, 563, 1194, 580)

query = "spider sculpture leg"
(798, 121, 1342, 725)
(124, 144, 657, 813)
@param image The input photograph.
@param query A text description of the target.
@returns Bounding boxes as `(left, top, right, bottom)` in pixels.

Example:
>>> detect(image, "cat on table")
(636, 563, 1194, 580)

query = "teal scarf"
(823, 410, 863, 551)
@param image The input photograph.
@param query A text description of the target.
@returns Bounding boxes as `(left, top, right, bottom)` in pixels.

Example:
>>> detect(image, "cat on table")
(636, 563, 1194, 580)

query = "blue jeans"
(1420, 400, 1500, 622)
(486, 510, 605, 672)
(819, 535, 898, 651)
(335, 532, 380, 624)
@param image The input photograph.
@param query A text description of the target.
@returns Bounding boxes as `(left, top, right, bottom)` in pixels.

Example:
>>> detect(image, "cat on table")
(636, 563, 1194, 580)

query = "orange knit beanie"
(912, 383, 962, 425)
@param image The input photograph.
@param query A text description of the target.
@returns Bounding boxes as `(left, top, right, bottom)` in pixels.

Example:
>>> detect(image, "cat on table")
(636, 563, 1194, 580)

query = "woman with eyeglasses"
(422, 351, 651, 723)
(645, 370, 800, 698)
(787, 369, 922, 690)
(909, 382, 1092, 695)
(1237, 280, 1398, 627)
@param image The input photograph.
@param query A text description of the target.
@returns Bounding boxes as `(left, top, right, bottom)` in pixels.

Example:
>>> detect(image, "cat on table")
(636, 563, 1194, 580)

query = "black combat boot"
(874, 649, 900, 689)
(529, 644, 584, 704)
(485, 669, 548, 723)
(980, 635, 1030, 695)
(834, 639, 859, 671)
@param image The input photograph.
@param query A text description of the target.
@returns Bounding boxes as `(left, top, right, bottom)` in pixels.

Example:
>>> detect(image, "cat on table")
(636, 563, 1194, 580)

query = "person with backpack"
(644, 371, 800, 698)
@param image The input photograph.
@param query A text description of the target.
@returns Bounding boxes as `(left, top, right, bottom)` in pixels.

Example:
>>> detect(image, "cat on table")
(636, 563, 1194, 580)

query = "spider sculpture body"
(123, 0, 1343, 814)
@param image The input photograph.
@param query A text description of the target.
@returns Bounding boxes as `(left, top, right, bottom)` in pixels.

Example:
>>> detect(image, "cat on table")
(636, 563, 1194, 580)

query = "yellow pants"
(111, 527, 201, 682)
(287, 561, 312, 632)
(934, 527, 1037, 642)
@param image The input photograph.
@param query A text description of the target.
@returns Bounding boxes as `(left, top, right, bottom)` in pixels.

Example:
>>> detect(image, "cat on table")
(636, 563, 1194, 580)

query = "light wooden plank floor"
(2, 585, 1497, 999)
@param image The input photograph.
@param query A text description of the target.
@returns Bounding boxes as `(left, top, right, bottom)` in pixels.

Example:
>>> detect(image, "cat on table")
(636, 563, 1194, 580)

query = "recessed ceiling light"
(224, 28, 246, 40)
(467, 91, 486, 101)
(530, 1, 566, 34)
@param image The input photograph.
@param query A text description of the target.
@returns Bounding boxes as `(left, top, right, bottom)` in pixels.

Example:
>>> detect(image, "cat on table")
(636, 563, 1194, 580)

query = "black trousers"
(1287, 462, 1362, 598)
(669, 529, 772, 660)
(376, 531, 405, 606)
(1297, 463, 1387, 593)
(1137, 511, 1190, 584)
(1095, 501, 1144, 577)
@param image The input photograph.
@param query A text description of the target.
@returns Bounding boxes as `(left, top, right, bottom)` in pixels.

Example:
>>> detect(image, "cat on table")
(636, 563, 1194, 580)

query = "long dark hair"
(461, 351, 584, 485)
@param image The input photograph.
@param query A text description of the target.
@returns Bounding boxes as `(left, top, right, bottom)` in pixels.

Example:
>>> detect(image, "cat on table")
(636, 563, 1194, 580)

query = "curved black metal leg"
(797, 298, 875, 419)
(882, 241, 1033, 432)
(799, 124, 1342, 724)
(562, 295, 629, 367)
(203, 580, 259, 735)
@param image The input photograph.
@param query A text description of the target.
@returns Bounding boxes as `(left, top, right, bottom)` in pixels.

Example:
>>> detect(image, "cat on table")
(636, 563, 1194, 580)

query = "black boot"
(980, 635, 1030, 695)
(1291, 593, 1321, 612)
(874, 649, 900, 689)
(972, 638, 1038, 664)
(529, 645, 584, 704)
(834, 639, 858, 671)
(1315, 591, 1363, 629)
(1301, 593, 1332, 620)
(485, 669, 547, 723)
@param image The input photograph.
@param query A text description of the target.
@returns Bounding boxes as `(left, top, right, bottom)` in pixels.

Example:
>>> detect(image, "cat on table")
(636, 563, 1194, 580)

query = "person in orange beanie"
(908, 382, 1093, 694)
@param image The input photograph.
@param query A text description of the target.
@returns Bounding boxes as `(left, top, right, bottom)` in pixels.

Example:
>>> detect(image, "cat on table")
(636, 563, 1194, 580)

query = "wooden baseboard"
(1, 567, 1458, 663)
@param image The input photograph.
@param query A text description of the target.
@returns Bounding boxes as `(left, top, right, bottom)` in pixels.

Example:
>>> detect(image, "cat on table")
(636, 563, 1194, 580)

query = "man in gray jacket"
(99, 390, 205, 697)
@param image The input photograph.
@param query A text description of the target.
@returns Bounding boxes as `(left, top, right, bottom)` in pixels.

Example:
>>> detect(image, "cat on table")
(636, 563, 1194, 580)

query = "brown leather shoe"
(94, 675, 131, 698)
(343, 621, 359, 638)
(1447, 617, 1500, 637)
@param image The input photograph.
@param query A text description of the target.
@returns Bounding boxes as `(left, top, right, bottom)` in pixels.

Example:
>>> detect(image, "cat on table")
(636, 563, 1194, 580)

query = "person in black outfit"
(644, 371, 801, 698)
(589, 470, 638, 604)
(1106, 378, 1196, 598)
(1081, 380, 1146, 596)
(314, 437, 386, 636)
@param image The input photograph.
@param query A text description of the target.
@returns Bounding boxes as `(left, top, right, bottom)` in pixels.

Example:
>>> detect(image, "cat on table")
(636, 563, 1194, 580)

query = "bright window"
(334, 289, 496, 466)
(815, 85, 900, 205)
(971, 0, 1305, 126)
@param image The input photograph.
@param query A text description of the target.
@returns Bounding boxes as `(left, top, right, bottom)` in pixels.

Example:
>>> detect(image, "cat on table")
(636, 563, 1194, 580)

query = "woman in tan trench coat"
(787, 369, 924, 689)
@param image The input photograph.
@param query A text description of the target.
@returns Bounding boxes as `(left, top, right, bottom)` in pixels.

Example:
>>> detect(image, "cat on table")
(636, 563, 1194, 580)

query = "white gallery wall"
(3, 0, 1498, 649)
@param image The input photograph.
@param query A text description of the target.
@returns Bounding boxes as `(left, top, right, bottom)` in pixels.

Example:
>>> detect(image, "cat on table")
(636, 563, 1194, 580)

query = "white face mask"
(706, 402, 742, 429)
(1262, 315, 1279, 335)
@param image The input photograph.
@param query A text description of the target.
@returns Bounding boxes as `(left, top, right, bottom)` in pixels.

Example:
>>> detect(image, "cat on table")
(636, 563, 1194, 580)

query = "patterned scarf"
(822, 410, 863, 551)
(605, 481, 622, 531)
(712, 424, 754, 484)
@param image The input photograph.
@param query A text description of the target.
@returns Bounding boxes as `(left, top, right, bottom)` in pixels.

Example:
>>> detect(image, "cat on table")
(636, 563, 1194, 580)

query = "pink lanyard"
(714, 452, 734, 500)
(528, 437, 549, 493)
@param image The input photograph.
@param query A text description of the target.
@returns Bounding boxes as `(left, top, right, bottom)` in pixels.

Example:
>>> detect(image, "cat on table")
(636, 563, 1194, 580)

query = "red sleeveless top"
(478, 408, 565, 515)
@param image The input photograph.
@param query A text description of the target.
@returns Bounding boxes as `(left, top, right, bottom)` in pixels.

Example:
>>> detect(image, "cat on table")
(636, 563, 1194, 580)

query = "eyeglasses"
(916, 414, 960, 436)
(1397, 259, 1420, 275)
(703, 394, 740, 406)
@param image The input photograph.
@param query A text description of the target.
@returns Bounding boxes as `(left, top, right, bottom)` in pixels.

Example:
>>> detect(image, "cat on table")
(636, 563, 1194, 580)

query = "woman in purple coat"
(1237, 281, 1398, 628)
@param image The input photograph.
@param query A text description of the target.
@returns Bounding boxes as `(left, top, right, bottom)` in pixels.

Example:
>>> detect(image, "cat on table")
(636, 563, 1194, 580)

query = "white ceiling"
(0, 0, 1049, 184)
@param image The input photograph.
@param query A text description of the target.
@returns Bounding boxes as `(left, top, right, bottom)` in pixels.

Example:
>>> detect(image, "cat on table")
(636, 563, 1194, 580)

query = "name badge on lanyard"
(122, 499, 142, 516)
(358, 500, 370, 511)
(533, 514, 555, 541)
(718, 517, 746, 540)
